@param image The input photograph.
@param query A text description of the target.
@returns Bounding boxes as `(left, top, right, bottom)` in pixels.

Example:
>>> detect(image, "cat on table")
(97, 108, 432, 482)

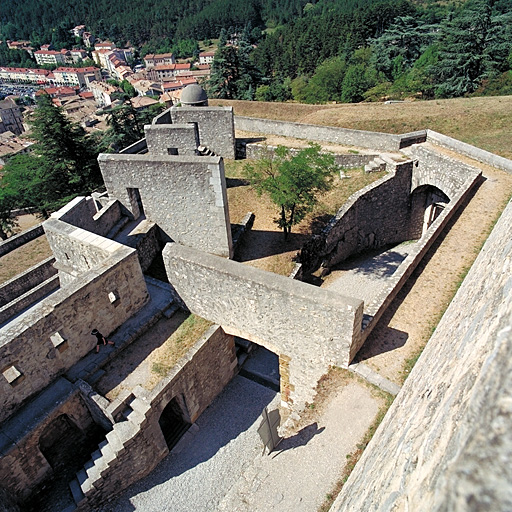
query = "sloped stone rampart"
(332, 198, 512, 512)
(0, 224, 44, 257)
(163, 243, 363, 409)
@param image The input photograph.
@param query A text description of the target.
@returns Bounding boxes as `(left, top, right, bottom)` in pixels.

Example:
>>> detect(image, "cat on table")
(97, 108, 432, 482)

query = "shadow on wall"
(101, 376, 276, 512)
(234, 229, 309, 263)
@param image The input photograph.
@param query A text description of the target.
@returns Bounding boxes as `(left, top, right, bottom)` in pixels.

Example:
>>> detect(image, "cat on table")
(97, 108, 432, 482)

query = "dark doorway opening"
(159, 397, 191, 450)
(126, 187, 145, 218)
(236, 338, 280, 392)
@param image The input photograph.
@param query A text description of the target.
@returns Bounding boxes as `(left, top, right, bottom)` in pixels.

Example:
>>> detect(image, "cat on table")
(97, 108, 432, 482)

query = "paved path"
(324, 243, 410, 305)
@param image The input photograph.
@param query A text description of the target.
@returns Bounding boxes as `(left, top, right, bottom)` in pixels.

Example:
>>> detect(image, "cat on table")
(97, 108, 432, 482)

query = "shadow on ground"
(235, 229, 308, 262)
(272, 422, 325, 458)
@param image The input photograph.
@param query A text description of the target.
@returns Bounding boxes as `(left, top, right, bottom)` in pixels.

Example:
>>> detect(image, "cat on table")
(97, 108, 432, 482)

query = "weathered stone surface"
(98, 154, 233, 258)
(333, 197, 512, 512)
(145, 123, 199, 156)
(163, 242, 363, 409)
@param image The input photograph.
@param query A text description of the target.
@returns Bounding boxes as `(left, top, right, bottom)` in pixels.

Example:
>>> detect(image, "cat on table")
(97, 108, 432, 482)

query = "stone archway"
(409, 184, 450, 238)
(158, 397, 191, 450)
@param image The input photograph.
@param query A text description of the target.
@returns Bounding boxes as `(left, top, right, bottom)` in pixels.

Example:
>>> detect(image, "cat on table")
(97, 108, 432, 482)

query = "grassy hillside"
(212, 95, 512, 159)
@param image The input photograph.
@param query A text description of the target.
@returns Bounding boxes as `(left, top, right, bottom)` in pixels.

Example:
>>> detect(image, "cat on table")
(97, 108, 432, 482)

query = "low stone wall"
(245, 142, 376, 168)
(235, 116, 423, 151)
(0, 237, 149, 423)
(0, 224, 44, 257)
(163, 243, 363, 409)
(427, 129, 512, 173)
(0, 257, 56, 308)
(74, 325, 237, 510)
(332, 197, 512, 512)
(51, 196, 123, 238)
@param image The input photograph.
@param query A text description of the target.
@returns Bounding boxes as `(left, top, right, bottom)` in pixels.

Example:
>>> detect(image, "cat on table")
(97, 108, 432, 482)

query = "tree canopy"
(243, 144, 338, 239)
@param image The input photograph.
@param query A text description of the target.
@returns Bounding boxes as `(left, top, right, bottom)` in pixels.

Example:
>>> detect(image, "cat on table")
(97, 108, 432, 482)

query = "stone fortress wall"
(1, 94, 510, 510)
(332, 194, 512, 512)
(164, 243, 363, 408)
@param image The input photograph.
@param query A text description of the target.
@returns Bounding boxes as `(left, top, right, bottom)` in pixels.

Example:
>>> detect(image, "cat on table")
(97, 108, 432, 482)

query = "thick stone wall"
(99, 153, 233, 257)
(74, 325, 237, 510)
(0, 379, 96, 502)
(0, 239, 149, 423)
(163, 243, 363, 409)
(0, 257, 56, 308)
(0, 224, 44, 257)
(235, 116, 404, 151)
(170, 106, 236, 158)
(332, 198, 512, 512)
(406, 144, 482, 200)
(145, 123, 199, 156)
(321, 162, 413, 269)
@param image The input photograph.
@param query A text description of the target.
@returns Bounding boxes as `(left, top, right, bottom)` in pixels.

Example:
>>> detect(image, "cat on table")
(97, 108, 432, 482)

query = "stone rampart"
(73, 325, 237, 510)
(235, 116, 425, 151)
(170, 106, 236, 158)
(332, 198, 512, 512)
(405, 143, 482, 200)
(0, 230, 149, 423)
(427, 129, 512, 173)
(163, 243, 363, 409)
(145, 123, 199, 156)
(0, 257, 56, 308)
(99, 153, 233, 257)
(0, 224, 44, 257)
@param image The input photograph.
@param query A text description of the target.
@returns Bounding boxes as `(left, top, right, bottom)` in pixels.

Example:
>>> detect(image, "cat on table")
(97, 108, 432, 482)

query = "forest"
(1, 0, 512, 102)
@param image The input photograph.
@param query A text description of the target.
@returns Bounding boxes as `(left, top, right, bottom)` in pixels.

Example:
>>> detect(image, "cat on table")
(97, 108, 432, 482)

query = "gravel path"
(97, 376, 278, 512)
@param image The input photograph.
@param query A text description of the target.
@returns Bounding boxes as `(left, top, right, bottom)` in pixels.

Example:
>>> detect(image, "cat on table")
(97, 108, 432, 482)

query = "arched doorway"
(410, 185, 450, 238)
(158, 397, 191, 450)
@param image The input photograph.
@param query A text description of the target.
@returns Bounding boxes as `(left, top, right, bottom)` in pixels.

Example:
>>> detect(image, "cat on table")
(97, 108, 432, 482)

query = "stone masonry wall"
(170, 106, 236, 158)
(0, 241, 149, 423)
(332, 198, 512, 512)
(0, 224, 44, 257)
(0, 379, 95, 502)
(405, 143, 482, 200)
(99, 153, 233, 257)
(235, 116, 403, 151)
(75, 326, 237, 510)
(163, 243, 363, 409)
(0, 257, 56, 308)
(145, 123, 199, 156)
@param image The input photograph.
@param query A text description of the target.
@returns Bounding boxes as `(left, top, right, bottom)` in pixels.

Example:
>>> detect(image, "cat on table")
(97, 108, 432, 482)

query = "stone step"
(69, 478, 85, 506)
(76, 468, 88, 487)
(128, 397, 151, 415)
(99, 441, 116, 462)
(163, 302, 180, 319)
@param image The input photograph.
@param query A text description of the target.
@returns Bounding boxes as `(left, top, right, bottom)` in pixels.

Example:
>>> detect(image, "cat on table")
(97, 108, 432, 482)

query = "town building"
(34, 49, 67, 66)
(146, 63, 190, 81)
(0, 67, 52, 84)
(0, 98, 25, 136)
(89, 81, 118, 107)
(143, 53, 176, 68)
(52, 67, 101, 88)
(199, 51, 215, 65)
(72, 25, 86, 38)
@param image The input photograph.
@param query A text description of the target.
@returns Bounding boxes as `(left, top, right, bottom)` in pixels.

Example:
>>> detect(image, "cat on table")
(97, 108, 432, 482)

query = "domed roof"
(180, 84, 208, 105)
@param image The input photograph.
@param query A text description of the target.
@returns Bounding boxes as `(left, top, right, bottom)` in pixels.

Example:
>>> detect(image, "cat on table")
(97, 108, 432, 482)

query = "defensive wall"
(98, 153, 233, 258)
(0, 223, 44, 257)
(0, 218, 149, 423)
(70, 325, 237, 510)
(163, 242, 363, 409)
(332, 194, 512, 512)
(234, 116, 426, 151)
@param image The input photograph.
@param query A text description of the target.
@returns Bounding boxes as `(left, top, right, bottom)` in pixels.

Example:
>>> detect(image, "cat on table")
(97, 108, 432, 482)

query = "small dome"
(180, 84, 208, 106)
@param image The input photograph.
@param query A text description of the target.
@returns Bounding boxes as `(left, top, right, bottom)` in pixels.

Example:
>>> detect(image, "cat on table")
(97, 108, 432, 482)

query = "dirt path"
(355, 149, 512, 383)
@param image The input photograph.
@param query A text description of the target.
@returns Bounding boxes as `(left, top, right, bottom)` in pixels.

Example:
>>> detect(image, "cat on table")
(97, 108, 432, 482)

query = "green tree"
(243, 143, 338, 239)
(0, 95, 103, 217)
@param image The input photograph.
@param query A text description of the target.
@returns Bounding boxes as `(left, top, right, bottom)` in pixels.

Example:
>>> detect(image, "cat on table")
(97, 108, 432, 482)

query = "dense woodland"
(1, 0, 512, 102)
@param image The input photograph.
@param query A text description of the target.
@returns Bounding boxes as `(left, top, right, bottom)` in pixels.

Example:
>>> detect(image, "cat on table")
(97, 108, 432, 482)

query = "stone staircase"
(364, 156, 387, 173)
(68, 396, 152, 509)
(196, 145, 217, 157)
